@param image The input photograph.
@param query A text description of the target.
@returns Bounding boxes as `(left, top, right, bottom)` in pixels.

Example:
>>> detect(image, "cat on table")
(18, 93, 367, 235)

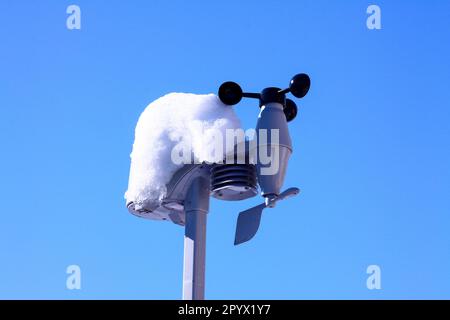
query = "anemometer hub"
(259, 87, 285, 107)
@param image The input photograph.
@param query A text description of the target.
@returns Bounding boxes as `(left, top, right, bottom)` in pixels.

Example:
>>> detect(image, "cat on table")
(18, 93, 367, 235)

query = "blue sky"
(0, 0, 449, 299)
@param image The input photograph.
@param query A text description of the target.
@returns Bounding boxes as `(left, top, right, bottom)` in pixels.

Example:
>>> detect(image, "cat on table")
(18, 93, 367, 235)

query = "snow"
(125, 93, 241, 209)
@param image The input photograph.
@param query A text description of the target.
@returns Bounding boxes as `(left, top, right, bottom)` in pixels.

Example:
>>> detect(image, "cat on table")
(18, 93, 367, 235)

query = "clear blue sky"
(1, 0, 449, 299)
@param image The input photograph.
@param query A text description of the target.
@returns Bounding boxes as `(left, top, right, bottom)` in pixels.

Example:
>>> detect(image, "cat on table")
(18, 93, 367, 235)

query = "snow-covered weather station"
(125, 73, 311, 300)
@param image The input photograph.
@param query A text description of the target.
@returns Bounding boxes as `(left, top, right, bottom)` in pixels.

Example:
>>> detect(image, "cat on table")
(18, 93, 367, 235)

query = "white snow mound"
(125, 93, 242, 208)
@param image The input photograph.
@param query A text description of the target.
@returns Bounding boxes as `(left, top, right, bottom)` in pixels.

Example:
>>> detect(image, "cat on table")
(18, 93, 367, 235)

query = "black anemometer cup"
(288, 73, 311, 98)
(218, 81, 243, 106)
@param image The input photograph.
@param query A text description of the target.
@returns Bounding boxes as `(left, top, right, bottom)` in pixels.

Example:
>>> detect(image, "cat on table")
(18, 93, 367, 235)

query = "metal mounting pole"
(182, 176, 210, 300)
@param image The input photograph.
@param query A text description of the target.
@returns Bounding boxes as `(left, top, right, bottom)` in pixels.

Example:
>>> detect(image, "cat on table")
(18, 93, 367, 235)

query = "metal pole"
(182, 176, 210, 300)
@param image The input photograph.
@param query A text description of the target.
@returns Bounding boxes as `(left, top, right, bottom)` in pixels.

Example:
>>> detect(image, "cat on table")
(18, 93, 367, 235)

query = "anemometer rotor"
(218, 73, 311, 121)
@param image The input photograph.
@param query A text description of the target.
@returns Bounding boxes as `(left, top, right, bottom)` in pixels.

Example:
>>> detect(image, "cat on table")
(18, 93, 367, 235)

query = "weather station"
(126, 73, 311, 300)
